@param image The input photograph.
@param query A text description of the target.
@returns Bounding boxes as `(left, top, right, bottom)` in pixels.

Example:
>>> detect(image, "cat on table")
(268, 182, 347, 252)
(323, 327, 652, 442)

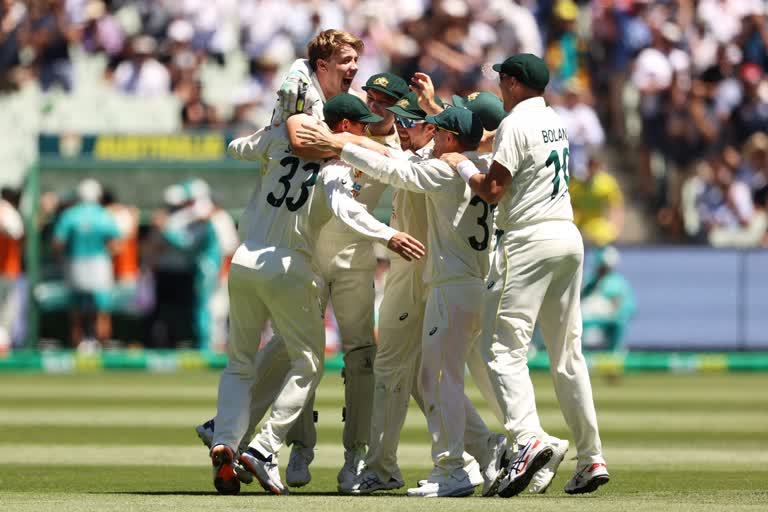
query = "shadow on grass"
(95, 491, 411, 497)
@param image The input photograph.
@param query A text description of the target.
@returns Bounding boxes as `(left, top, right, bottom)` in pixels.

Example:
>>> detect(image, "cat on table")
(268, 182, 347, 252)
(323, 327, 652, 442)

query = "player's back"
(420, 156, 491, 286)
(493, 99, 575, 239)
(236, 125, 324, 258)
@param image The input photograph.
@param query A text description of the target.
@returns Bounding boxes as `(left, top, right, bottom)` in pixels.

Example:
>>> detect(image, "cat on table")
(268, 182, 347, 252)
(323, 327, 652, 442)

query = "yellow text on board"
(93, 135, 225, 160)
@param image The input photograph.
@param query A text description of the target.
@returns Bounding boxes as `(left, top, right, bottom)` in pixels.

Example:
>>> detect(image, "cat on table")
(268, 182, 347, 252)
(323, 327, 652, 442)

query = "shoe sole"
(234, 461, 255, 485)
(211, 447, 240, 495)
(529, 442, 570, 494)
(498, 448, 554, 498)
(345, 479, 404, 495)
(287, 478, 310, 488)
(565, 474, 610, 495)
(406, 483, 477, 498)
(238, 455, 287, 495)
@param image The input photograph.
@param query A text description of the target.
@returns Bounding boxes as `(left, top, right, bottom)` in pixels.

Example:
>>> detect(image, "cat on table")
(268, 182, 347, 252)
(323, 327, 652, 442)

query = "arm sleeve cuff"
(457, 160, 480, 184)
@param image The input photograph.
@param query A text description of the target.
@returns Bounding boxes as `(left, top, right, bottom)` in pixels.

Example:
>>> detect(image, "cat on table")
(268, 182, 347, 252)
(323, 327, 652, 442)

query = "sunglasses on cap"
(395, 116, 426, 129)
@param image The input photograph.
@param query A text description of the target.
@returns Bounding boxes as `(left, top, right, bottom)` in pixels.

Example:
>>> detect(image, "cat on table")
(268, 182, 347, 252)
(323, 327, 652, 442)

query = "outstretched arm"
(441, 152, 511, 204)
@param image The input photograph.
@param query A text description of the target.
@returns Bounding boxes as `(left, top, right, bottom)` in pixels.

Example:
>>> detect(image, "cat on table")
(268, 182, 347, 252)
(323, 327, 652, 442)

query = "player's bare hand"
(410, 72, 443, 115)
(440, 152, 469, 170)
(387, 232, 426, 261)
(296, 121, 343, 153)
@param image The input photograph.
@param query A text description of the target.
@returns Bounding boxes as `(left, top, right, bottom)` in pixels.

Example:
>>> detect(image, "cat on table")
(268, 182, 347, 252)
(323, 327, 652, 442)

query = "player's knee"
(343, 345, 376, 376)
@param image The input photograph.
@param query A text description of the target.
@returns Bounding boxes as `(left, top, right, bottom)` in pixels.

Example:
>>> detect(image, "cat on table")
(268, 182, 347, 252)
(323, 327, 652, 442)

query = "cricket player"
(440, 53, 609, 497)
(209, 94, 425, 496)
(338, 91, 505, 496)
(282, 72, 409, 487)
(298, 107, 500, 498)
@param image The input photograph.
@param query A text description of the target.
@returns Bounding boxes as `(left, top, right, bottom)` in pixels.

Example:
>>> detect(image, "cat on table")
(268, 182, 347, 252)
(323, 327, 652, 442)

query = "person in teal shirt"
(581, 246, 637, 352)
(157, 181, 221, 350)
(53, 179, 120, 352)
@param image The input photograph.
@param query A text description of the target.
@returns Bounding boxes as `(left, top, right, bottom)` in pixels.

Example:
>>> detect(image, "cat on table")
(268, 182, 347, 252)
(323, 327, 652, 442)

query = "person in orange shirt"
(101, 189, 140, 314)
(0, 187, 24, 354)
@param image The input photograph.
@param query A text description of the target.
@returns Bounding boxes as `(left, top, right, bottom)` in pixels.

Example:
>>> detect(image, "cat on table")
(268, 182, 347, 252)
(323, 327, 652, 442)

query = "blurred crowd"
(30, 177, 237, 353)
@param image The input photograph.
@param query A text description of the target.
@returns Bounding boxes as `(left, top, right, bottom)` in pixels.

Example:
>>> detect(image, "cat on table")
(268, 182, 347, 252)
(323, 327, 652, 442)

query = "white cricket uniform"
(212, 125, 396, 457)
(483, 96, 605, 465)
(284, 129, 400, 452)
(340, 143, 494, 473)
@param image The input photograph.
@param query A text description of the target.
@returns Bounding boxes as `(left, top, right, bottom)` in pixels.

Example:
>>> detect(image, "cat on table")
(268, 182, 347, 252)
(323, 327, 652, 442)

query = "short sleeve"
(492, 118, 521, 178)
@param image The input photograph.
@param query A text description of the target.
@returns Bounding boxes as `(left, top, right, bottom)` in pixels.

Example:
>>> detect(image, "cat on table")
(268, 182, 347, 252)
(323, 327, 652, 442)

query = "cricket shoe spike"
(211, 444, 240, 495)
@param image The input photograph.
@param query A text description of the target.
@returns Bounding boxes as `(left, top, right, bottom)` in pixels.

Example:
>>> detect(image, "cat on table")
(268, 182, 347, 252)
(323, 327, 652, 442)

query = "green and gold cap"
(451, 91, 507, 131)
(492, 53, 550, 91)
(386, 91, 445, 120)
(424, 107, 483, 147)
(362, 72, 409, 100)
(323, 93, 384, 125)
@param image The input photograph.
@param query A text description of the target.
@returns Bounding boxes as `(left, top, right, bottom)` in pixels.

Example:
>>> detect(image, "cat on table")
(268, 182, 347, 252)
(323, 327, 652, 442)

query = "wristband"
(457, 160, 480, 184)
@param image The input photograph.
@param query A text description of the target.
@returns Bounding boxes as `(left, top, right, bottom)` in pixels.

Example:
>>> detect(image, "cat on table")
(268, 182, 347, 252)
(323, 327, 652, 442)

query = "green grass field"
(1, 371, 767, 511)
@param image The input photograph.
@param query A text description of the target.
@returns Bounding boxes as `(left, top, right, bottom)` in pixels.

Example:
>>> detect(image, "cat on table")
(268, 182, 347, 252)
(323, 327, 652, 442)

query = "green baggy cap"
(451, 91, 507, 131)
(424, 107, 484, 147)
(324, 93, 384, 125)
(492, 53, 550, 91)
(386, 91, 445, 120)
(362, 72, 409, 100)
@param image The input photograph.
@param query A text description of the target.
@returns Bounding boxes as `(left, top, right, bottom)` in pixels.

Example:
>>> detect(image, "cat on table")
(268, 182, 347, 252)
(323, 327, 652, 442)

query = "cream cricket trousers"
(367, 264, 503, 480)
(421, 279, 489, 473)
(236, 239, 377, 453)
(482, 224, 605, 465)
(212, 245, 325, 457)
(365, 259, 426, 481)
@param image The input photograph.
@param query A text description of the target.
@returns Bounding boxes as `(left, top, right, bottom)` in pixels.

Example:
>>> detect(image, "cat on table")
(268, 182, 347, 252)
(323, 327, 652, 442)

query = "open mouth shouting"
(341, 77, 354, 91)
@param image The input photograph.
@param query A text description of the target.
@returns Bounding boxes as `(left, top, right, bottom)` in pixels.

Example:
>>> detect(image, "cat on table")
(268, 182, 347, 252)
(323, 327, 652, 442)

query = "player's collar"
(512, 96, 546, 113)
(310, 72, 326, 104)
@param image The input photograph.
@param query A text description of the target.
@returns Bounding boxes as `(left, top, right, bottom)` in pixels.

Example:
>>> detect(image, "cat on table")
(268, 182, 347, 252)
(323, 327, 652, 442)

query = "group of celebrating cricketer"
(194, 28, 610, 499)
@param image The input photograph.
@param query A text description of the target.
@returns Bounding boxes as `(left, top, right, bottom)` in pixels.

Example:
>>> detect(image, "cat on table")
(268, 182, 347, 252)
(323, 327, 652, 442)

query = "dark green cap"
(492, 53, 550, 91)
(323, 93, 383, 126)
(362, 72, 409, 100)
(424, 107, 483, 148)
(451, 91, 507, 131)
(386, 91, 445, 120)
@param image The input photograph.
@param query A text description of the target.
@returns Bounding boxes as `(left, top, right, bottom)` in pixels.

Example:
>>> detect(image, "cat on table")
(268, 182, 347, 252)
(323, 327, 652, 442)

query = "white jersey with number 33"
(492, 97, 575, 241)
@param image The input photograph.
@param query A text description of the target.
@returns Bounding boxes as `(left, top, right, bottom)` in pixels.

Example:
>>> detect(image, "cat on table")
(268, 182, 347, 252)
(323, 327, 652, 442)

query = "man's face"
(432, 128, 461, 158)
(498, 73, 517, 111)
(317, 44, 359, 98)
(395, 117, 434, 152)
(330, 119, 368, 136)
(366, 89, 397, 132)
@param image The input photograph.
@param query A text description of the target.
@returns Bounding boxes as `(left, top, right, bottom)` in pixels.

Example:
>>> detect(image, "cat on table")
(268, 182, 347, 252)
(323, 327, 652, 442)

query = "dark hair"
(1, 186, 21, 208)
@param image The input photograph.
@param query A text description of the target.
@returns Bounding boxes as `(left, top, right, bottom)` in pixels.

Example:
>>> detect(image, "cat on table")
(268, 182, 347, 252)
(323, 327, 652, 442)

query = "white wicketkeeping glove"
(271, 70, 310, 126)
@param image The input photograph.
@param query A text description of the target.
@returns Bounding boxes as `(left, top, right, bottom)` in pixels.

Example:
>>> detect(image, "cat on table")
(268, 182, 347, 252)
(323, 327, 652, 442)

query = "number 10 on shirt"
(546, 147, 570, 200)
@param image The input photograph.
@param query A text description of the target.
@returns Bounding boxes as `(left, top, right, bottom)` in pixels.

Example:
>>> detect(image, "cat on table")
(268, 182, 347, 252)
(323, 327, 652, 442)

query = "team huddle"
(196, 28, 609, 498)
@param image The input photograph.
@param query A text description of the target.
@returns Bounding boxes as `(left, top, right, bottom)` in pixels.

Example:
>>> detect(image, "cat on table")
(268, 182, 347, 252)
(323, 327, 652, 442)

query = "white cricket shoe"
(337, 446, 366, 486)
(195, 419, 215, 448)
(418, 458, 482, 487)
(529, 437, 570, 494)
(340, 468, 404, 495)
(407, 467, 477, 498)
(496, 437, 554, 498)
(210, 444, 240, 495)
(564, 462, 610, 494)
(238, 447, 289, 495)
(286, 444, 314, 488)
(482, 433, 509, 496)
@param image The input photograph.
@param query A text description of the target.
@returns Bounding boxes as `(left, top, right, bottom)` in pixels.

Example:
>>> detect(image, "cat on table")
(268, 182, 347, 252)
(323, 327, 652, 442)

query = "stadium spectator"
(101, 188, 140, 315)
(77, 0, 123, 58)
(17, 0, 74, 91)
(52, 179, 120, 352)
(180, 79, 221, 129)
(552, 79, 605, 180)
(569, 156, 625, 247)
(581, 246, 636, 353)
(0, 186, 23, 354)
(0, 0, 26, 91)
(112, 35, 170, 97)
